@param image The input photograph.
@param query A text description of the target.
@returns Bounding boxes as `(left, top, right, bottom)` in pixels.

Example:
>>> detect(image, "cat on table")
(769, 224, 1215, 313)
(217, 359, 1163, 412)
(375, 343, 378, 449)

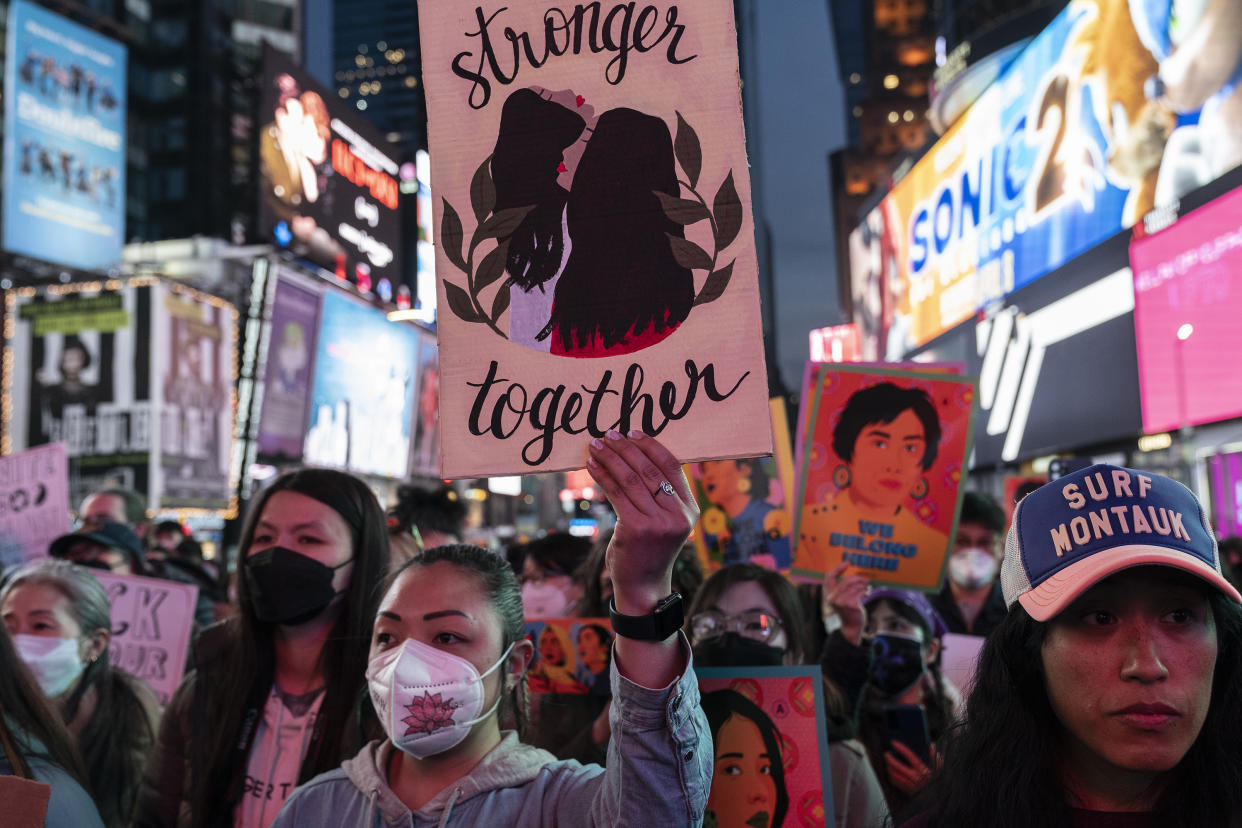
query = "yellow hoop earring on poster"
(738, 477, 752, 494)
(832, 465, 851, 488)
(910, 477, 929, 499)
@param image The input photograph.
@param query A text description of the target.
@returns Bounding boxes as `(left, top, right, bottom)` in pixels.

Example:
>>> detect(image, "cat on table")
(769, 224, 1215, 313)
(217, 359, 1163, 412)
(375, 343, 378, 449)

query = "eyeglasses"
(690, 609, 783, 644)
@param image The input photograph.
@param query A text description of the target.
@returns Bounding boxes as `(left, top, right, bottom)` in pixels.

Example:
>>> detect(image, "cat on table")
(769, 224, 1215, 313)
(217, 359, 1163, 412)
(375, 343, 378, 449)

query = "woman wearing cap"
(823, 569, 960, 814)
(905, 464, 1242, 827)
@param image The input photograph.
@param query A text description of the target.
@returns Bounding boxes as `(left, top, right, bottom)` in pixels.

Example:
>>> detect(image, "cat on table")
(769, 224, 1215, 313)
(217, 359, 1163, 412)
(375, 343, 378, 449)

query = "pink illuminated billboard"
(1130, 187, 1242, 433)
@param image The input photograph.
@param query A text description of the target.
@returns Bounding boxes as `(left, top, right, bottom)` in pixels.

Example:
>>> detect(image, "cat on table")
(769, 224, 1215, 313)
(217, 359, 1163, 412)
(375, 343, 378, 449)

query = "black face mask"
(867, 633, 928, 697)
(245, 546, 352, 626)
(694, 632, 785, 668)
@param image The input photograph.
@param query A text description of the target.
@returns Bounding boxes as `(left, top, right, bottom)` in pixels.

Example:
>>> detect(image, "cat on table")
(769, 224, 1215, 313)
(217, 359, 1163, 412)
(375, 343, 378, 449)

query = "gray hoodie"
(271, 656, 710, 827)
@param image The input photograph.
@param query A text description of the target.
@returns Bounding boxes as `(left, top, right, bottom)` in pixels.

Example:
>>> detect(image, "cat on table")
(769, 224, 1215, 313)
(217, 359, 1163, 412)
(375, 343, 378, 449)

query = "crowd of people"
(3, 432, 1242, 828)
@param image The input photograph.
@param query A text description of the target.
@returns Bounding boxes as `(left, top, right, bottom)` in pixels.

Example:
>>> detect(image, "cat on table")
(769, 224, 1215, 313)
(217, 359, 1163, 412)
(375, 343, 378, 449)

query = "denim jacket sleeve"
(585, 631, 711, 827)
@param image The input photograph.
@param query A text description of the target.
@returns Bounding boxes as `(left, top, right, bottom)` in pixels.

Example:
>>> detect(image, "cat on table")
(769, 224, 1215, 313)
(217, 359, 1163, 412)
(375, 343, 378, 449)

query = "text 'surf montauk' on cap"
(999, 464, 1241, 621)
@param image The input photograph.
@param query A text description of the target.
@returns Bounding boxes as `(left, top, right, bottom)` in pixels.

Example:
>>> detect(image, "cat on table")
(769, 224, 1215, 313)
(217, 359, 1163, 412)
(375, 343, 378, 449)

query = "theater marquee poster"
(4, 280, 236, 511)
(417, 0, 772, 476)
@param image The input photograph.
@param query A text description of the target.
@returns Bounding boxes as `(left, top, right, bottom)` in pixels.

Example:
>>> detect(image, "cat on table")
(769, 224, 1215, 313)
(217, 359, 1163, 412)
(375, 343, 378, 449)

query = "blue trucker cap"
(1000, 464, 1241, 621)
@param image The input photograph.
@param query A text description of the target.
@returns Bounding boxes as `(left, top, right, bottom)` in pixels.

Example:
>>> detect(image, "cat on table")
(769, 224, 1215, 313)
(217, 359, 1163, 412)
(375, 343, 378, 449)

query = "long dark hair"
(392, 544, 529, 736)
(702, 688, 790, 828)
(689, 563, 812, 664)
(192, 468, 389, 828)
(907, 592, 1242, 827)
(0, 627, 88, 786)
(1, 560, 156, 828)
(540, 107, 694, 353)
(491, 88, 585, 292)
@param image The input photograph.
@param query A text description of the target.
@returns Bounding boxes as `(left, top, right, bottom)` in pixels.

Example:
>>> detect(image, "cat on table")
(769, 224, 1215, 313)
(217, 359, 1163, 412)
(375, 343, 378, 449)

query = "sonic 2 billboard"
(2, 0, 127, 271)
(883, 0, 1242, 351)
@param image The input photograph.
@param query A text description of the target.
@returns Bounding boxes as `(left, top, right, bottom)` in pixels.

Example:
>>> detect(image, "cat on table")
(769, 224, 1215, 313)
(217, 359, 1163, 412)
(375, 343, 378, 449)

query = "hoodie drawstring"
(368, 788, 380, 828)
(436, 786, 463, 828)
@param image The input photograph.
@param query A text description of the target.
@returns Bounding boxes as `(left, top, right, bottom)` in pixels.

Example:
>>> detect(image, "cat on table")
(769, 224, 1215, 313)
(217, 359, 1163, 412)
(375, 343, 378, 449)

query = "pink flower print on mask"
(402, 691, 460, 736)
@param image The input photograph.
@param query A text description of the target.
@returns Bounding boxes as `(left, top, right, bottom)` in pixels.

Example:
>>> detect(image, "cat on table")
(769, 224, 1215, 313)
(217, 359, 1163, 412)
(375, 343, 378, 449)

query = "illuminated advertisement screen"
(303, 291, 420, 477)
(884, 0, 1242, 349)
(2, 0, 126, 270)
(1209, 452, 1242, 540)
(258, 47, 402, 286)
(1130, 185, 1242, 433)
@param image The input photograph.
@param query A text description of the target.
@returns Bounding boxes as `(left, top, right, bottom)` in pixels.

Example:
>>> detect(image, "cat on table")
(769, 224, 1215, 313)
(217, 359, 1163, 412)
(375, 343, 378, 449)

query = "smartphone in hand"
(883, 703, 931, 764)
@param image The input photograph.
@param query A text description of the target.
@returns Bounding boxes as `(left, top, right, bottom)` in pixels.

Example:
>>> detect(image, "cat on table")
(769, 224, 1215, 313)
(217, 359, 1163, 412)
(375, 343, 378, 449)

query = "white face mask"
(521, 575, 575, 618)
(14, 634, 85, 698)
(366, 636, 515, 760)
(949, 546, 998, 590)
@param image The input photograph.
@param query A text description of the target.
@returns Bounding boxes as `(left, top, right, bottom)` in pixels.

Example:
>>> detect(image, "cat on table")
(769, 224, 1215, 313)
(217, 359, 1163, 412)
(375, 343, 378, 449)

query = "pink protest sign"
(416, 0, 771, 476)
(92, 570, 198, 705)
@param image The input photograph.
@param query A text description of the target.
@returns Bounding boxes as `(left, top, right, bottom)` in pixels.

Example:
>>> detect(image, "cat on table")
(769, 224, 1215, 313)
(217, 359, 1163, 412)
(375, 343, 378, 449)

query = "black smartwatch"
(609, 593, 684, 641)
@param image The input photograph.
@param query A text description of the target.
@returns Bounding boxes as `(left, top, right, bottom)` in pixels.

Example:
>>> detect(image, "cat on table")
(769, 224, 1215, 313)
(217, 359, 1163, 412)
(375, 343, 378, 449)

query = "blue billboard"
(302, 291, 421, 478)
(3, 0, 127, 271)
(883, 0, 1242, 349)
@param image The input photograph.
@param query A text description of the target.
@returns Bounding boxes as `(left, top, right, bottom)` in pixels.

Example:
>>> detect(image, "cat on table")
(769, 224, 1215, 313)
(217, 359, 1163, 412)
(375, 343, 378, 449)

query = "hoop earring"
(833, 465, 851, 488)
(911, 477, 929, 499)
(738, 477, 752, 494)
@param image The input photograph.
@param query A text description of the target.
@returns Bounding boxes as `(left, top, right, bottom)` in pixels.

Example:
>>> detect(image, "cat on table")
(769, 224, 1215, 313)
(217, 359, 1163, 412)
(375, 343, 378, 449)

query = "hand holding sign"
(587, 430, 697, 688)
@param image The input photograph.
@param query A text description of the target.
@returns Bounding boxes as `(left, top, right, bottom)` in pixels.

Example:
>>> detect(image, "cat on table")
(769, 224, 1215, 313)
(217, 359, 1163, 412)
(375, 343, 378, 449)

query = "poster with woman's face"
(417, 0, 771, 476)
(791, 365, 976, 590)
(688, 399, 796, 572)
(698, 667, 833, 828)
(524, 617, 613, 696)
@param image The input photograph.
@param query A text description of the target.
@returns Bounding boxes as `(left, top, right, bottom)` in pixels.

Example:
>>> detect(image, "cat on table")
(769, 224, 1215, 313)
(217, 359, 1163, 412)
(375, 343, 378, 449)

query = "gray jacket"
(271, 654, 711, 827)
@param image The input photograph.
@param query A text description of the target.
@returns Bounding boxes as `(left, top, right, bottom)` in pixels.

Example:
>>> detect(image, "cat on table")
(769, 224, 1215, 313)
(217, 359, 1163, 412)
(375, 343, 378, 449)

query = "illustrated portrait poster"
(697, 666, 833, 828)
(793, 361, 965, 477)
(791, 364, 976, 590)
(687, 397, 795, 573)
(417, 0, 771, 477)
(524, 617, 612, 696)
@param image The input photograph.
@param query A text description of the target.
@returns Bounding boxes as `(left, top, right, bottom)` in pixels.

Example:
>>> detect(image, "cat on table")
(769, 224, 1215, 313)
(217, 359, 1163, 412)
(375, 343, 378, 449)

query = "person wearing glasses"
(688, 563, 890, 828)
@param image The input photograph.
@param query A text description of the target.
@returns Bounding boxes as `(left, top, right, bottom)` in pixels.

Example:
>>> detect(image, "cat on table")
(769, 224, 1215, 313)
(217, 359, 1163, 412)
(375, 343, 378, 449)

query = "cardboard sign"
(698, 666, 833, 828)
(687, 398, 796, 572)
(791, 365, 977, 590)
(417, 0, 771, 476)
(91, 570, 197, 705)
(524, 617, 612, 695)
(940, 632, 986, 701)
(0, 776, 50, 828)
(0, 442, 69, 568)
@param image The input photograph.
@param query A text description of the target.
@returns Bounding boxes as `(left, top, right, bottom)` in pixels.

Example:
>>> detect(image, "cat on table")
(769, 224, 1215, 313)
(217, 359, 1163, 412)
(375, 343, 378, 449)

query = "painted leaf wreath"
(439, 112, 744, 332)
(402, 691, 460, 736)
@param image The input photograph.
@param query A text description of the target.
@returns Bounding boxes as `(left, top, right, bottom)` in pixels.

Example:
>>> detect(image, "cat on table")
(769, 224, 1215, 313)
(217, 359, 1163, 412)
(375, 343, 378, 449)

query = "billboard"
(2, 0, 127, 271)
(5, 280, 237, 511)
(156, 288, 236, 509)
(258, 47, 403, 287)
(1130, 184, 1242, 433)
(303, 291, 420, 478)
(883, 0, 1242, 350)
(256, 272, 322, 460)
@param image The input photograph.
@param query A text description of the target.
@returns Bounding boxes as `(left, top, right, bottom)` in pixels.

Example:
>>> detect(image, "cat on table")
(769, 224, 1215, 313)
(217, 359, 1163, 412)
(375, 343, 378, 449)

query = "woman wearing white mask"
(1, 559, 161, 828)
(271, 431, 711, 827)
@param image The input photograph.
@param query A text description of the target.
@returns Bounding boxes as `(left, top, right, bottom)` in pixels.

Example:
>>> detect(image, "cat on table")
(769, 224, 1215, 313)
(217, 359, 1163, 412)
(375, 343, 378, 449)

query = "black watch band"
(609, 593, 684, 641)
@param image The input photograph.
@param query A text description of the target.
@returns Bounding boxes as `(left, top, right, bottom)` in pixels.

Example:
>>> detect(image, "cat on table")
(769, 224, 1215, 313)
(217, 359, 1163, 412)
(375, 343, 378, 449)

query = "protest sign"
(698, 666, 833, 828)
(0, 777, 50, 828)
(524, 617, 612, 696)
(791, 364, 976, 590)
(91, 570, 197, 705)
(416, 0, 771, 476)
(688, 398, 795, 572)
(0, 442, 69, 568)
(941, 632, 986, 700)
